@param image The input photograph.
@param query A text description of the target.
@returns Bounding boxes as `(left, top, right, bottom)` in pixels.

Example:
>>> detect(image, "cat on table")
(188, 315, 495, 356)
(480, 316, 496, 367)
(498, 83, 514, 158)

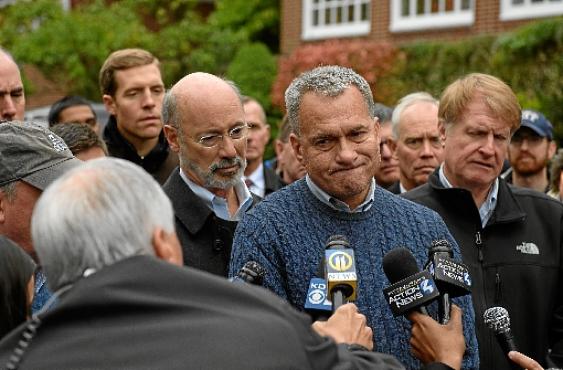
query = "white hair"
(31, 158, 175, 291)
(391, 92, 438, 139)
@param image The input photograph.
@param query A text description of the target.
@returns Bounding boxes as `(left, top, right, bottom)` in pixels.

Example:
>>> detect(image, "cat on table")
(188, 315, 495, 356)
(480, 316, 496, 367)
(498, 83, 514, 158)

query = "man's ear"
(289, 133, 305, 166)
(163, 125, 180, 153)
(0, 191, 6, 225)
(102, 95, 117, 116)
(548, 141, 557, 159)
(438, 120, 447, 143)
(152, 227, 183, 266)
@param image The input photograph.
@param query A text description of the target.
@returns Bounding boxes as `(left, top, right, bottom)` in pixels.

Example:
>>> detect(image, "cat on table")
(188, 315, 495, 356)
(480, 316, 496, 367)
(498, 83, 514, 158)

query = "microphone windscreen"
(483, 306, 511, 334)
(325, 235, 350, 249)
(238, 261, 266, 285)
(383, 247, 420, 283)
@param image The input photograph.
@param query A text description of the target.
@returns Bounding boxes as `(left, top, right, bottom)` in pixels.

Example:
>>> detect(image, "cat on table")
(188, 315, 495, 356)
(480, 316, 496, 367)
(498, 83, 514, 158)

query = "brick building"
(281, 0, 563, 55)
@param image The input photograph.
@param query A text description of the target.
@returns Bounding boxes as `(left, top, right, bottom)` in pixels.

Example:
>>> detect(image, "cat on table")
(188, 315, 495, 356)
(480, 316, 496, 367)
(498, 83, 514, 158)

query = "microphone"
(483, 307, 517, 351)
(382, 247, 439, 317)
(483, 306, 520, 370)
(304, 277, 332, 321)
(230, 261, 266, 285)
(425, 239, 472, 324)
(323, 235, 357, 311)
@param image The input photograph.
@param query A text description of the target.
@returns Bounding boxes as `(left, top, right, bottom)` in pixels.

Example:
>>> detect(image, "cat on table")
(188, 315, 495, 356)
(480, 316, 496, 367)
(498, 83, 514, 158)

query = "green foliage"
(226, 42, 277, 111)
(1, 0, 157, 99)
(210, 0, 280, 52)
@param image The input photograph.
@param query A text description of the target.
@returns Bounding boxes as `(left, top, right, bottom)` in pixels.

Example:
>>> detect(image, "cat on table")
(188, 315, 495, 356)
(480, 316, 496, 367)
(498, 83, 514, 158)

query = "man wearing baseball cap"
(508, 109, 557, 193)
(0, 121, 81, 312)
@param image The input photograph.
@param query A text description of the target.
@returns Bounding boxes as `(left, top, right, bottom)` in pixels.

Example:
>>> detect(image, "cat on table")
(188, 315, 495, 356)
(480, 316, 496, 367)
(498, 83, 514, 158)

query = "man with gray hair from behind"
(0, 157, 406, 370)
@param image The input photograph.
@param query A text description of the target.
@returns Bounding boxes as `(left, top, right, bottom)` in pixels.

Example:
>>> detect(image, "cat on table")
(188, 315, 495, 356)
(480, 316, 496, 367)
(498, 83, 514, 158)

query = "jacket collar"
(428, 169, 526, 226)
(165, 169, 214, 234)
(103, 116, 170, 172)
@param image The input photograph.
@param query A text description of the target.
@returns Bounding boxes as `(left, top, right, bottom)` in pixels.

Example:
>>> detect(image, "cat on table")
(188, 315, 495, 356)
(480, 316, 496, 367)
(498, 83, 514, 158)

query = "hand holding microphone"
(312, 303, 373, 351)
(409, 304, 466, 370)
(230, 261, 266, 285)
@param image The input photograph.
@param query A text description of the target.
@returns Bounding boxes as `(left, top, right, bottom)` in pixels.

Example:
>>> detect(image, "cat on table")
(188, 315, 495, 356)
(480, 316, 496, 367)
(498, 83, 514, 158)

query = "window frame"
(389, 0, 475, 33)
(500, 0, 563, 21)
(301, 0, 372, 41)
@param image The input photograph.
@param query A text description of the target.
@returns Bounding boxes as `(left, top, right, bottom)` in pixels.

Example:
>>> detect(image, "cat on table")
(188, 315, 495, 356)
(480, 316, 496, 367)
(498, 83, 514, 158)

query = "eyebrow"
(0, 86, 23, 95)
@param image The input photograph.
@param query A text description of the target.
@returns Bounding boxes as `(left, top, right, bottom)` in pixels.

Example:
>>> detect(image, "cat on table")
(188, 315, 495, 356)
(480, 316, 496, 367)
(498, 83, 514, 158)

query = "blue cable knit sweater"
(230, 179, 479, 369)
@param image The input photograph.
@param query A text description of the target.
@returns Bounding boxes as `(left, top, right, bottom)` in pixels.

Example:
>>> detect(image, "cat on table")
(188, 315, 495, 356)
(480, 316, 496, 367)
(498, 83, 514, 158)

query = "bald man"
(0, 49, 25, 121)
(161, 73, 257, 276)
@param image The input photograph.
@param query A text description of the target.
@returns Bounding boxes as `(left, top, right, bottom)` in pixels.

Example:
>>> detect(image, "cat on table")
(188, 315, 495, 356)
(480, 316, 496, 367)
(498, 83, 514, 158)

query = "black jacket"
(163, 168, 259, 277)
(263, 165, 284, 196)
(403, 169, 563, 369)
(103, 116, 178, 184)
(0, 256, 406, 370)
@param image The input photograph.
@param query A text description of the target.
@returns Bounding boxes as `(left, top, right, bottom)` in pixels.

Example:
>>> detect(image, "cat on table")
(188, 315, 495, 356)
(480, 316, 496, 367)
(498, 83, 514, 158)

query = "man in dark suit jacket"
(162, 73, 257, 276)
(242, 96, 283, 197)
(0, 157, 405, 370)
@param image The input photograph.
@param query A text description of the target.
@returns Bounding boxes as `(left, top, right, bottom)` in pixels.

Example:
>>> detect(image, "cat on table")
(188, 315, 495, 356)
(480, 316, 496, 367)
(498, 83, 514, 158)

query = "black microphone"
(483, 307, 517, 351)
(230, 261, 266, 285)
(425, 239, 472, 324)
(383, 247, 439, 317)
(483, 306, 520, 369)
(323, 235, 357, 311)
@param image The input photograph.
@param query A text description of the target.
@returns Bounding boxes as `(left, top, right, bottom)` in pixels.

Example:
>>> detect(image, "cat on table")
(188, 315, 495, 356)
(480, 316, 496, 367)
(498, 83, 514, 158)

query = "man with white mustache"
(162, 72, 258, 276)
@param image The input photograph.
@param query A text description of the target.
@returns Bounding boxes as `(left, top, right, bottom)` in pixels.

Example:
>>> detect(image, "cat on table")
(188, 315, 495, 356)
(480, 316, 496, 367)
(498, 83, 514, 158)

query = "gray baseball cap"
(0, 121, 82, 190)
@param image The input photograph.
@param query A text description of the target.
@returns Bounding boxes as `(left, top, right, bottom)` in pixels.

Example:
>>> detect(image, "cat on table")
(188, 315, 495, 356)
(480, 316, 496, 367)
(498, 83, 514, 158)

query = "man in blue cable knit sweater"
(230, 66, 479, 370)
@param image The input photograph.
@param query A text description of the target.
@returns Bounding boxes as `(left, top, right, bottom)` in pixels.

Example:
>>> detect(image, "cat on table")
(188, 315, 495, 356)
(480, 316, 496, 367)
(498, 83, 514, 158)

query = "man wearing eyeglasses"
(388, 92, 443, 194)
(506, 109, 556, 193)
(161, 72, 257, 276)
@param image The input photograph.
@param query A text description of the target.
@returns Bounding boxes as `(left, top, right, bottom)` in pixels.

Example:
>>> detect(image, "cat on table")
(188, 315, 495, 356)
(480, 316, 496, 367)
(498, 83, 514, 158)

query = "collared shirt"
(438, 164, 499, 228)
(32, 269, 53, 314)
(180, 169, 253, 221)
(399, 182, 408, 194)
(244, 162, 266, 198)
(305, 175, 375, 213)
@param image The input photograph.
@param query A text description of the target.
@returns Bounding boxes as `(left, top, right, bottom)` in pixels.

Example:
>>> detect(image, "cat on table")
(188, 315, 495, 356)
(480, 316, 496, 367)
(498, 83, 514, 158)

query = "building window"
(390, 0, 474, 32)
(302, 0, 371, 40)
(500, 0, 563, 21)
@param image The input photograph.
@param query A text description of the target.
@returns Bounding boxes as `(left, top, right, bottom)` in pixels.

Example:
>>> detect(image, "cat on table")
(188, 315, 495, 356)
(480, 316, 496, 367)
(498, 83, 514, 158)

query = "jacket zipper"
(495, 272, 502, 303)
(475, 231, 483, 262)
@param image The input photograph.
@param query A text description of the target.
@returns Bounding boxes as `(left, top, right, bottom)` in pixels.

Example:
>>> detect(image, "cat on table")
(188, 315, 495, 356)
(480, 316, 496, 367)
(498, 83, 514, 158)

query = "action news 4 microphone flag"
(382, 247, 439, 317)
(425, 239, 472, 324)
(425, 240, 472, 298)
(383, 269, 439, 317)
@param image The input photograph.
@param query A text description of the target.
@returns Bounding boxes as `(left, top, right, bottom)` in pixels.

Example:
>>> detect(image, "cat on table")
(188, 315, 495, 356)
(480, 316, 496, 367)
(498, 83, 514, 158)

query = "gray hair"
(31, 158, 176, 291)
(0, 182, 17, 203)
(285, 65, 375, 136)
(373, 103, 393, 124)
(391, 92, 439, 139)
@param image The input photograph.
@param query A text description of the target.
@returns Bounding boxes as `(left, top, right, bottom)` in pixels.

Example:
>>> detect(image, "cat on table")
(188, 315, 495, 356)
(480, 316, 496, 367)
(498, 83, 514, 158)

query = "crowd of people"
(0, 45, 560, 370)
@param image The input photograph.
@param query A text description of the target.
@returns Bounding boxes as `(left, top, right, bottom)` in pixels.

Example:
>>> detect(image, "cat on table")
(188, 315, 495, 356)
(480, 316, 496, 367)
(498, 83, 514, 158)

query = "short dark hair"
(373, 103, 393, 124)
(99, 48, 159, 96)
(0, 236, 36, 338)
(50, 123, 107, 156)
(48, 96, 96, 126)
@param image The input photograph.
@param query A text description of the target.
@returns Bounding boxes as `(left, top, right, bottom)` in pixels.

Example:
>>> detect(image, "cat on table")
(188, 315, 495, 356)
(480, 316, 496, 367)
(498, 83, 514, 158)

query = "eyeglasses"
(510, 134, 545, 147)
(196, 124, 248, 148)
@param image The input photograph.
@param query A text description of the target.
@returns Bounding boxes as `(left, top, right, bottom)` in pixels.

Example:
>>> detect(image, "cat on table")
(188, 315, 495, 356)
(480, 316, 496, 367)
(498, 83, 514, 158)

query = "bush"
(271, 39, 399, 111)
